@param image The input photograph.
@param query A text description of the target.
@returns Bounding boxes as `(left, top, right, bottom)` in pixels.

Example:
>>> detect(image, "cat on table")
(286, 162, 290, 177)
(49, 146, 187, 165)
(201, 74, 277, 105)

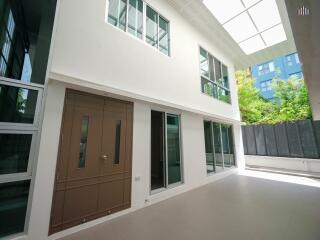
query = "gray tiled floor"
(60, 171, 320, 240)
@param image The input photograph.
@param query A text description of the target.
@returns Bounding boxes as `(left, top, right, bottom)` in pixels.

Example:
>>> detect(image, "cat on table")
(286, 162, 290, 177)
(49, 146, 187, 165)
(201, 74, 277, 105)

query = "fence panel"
(286, 122, 303, 158)
(263, 125, 278, 156)
(274, 123, 290, 157)
(242, 120, 320, 159)
(241, 126, 248, 155)
(254, 125, 266, 155)
(245, 126, 257, 155)
(298, 120, 319, 158)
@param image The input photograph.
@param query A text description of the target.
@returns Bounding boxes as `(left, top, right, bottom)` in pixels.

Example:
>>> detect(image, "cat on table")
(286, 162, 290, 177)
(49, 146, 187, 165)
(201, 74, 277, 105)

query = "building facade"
(0, 0, 245, 239)
(251, 52, 303, 99)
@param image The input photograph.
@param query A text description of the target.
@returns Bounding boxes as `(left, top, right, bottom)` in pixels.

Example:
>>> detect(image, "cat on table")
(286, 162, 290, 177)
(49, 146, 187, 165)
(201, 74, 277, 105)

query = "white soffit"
(203, 0, 287, 55)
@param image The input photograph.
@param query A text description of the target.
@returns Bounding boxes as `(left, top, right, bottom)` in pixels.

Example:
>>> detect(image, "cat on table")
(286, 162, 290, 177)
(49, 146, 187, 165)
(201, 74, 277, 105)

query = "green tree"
(236, 70, 312, 124)
(269, 76, 312, 123)
(236, 70, 273, 124)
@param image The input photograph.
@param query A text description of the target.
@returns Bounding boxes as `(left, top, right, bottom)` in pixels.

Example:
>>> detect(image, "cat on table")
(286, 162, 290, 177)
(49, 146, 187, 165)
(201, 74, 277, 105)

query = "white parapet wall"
(245, 155, 320, 174)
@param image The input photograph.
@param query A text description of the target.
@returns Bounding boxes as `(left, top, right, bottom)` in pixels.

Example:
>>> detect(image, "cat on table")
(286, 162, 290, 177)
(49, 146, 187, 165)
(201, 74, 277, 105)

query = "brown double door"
(49, 90, 133, 234)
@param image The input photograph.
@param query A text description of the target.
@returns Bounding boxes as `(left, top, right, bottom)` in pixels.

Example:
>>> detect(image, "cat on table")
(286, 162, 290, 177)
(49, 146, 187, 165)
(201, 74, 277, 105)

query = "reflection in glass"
(222, 64, 229, 89)
(200, 48, 209, 78)
(213, 123, 223, 168)
(159, 16, 170, 55)
(0, 0, 57, 84)
(151, 111, 165, 190)
(214, 57, 222, 85)
(228, 126, 235, 166)
(0, 84, 38, 124)
(128, 0, 143, 39)
(204, 121, 215, 173)
(221, 124, 230, 167)
(0, 180, 30, 238)
(108, 0, 127, 31)
(114, 120, 121, 164)
(0, 134, 32, 175)
(79, 116, 89, 168)
(167, 114, 181, 185)
(146, 6, 158, 48)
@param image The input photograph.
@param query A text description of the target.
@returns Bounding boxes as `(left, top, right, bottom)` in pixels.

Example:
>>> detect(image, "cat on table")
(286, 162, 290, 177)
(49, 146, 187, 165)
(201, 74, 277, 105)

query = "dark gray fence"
(242, 120, 320, 159)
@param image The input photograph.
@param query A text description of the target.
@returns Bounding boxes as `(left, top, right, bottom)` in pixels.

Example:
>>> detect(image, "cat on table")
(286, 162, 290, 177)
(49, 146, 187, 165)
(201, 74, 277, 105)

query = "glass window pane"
(0, 180, 30, 238)
(128, 0, 143, 39)
(0, 0, 57, 84)
(200, 48, 209, 78)
(228, 126, 235, 166)
(167, 114, 181, 185)
(221, 124, 231, 167)
(0, 84, 38, 124)
(114, 120, 121, 165)
(79, 116, 89, 168)
(218, 87, 230, 103)
(159, 16, 170, 56)
(213, 123, 222, 170)
(214, 58, 222, 85)
(204, 121, 215, 173)
(0, 133, 32, 175)
(151, 111, 165, 190)
(222, 64, 229, 89)
(108, 0, 120, 26)
(201, 78, 217, 97)
(146, 6, 158, 48)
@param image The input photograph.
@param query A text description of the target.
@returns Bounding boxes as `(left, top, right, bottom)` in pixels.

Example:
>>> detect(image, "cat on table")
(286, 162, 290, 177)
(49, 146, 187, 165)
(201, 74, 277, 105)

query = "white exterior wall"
(10, 0, 245, 239)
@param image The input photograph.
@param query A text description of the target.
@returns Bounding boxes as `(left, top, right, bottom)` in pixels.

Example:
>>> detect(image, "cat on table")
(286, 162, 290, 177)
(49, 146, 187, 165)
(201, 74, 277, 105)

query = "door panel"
(49, 90, 133, 234)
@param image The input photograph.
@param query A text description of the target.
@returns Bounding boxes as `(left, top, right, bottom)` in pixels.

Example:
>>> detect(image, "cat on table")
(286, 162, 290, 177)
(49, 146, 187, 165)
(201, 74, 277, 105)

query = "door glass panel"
(128, 0, 143, 39)
(0, 133, 32, 175)
(213, 123, 223, 170)
(146, 6, 158, 48)
(167, 114, 181, 185)
(159, 16, 170, 55)
(79, 116, 89, 168)
(228, 126, 235, 166)
(151, 111, 165, 190)
(114, 120, 121, 164)
(221, 124, 231, 167)
(0, 180, 30, 238)
(204, 121, 215, 173)
(0, 84, 38, 124)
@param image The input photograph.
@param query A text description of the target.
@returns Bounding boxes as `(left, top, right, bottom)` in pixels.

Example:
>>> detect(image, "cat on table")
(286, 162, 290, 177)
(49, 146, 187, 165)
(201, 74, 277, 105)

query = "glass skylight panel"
(203, 0, 245, 24)
(248, 0, 281, 31)
(224, 12, 257, 42)
(261, 24, 287, 46)
(239, 35, 265, 54)
(203, 0, 287, 55)
(242, 0, 260, 8)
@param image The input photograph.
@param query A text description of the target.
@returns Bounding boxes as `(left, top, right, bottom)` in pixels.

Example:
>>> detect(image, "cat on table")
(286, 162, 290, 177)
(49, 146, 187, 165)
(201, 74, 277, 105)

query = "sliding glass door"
(203, 121, 235, 173)
(151, 111, 182, 191)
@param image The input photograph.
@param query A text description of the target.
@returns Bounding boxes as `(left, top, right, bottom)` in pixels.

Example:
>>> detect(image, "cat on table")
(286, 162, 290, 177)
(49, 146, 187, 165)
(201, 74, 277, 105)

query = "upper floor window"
(199, 47, 230, 104)
(107, 0, 170, 56)
(260, 79, 272, 92)
(258, 62, 274, 76)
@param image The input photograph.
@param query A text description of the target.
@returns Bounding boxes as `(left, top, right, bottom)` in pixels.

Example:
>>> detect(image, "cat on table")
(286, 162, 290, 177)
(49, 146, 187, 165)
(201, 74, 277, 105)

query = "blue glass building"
(251, 52, 303, 100)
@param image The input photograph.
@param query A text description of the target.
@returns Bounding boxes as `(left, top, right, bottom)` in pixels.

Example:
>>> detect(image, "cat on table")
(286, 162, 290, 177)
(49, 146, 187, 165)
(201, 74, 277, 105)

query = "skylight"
(203, 0, 287, 55)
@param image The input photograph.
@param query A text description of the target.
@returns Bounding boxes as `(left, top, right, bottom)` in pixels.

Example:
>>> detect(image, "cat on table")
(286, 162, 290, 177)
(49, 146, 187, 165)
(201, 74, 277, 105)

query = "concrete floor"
(59, 171, 320, 240)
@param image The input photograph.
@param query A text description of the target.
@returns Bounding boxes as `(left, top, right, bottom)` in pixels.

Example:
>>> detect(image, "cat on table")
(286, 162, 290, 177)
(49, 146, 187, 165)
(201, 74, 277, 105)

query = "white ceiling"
(167, 0, 296, 69)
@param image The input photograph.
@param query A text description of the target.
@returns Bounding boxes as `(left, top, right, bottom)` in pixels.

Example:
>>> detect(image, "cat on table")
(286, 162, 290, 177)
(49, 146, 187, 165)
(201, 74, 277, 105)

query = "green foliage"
(236, 70, 312, 124)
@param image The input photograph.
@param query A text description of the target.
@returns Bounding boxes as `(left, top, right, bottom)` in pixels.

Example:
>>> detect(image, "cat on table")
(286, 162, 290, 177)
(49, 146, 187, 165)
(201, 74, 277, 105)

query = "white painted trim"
(49, 73, 242, 125)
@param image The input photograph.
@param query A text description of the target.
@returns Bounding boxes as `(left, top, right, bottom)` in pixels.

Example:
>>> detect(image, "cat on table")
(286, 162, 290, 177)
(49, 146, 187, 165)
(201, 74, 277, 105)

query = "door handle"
(101, 155, 108, 161)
